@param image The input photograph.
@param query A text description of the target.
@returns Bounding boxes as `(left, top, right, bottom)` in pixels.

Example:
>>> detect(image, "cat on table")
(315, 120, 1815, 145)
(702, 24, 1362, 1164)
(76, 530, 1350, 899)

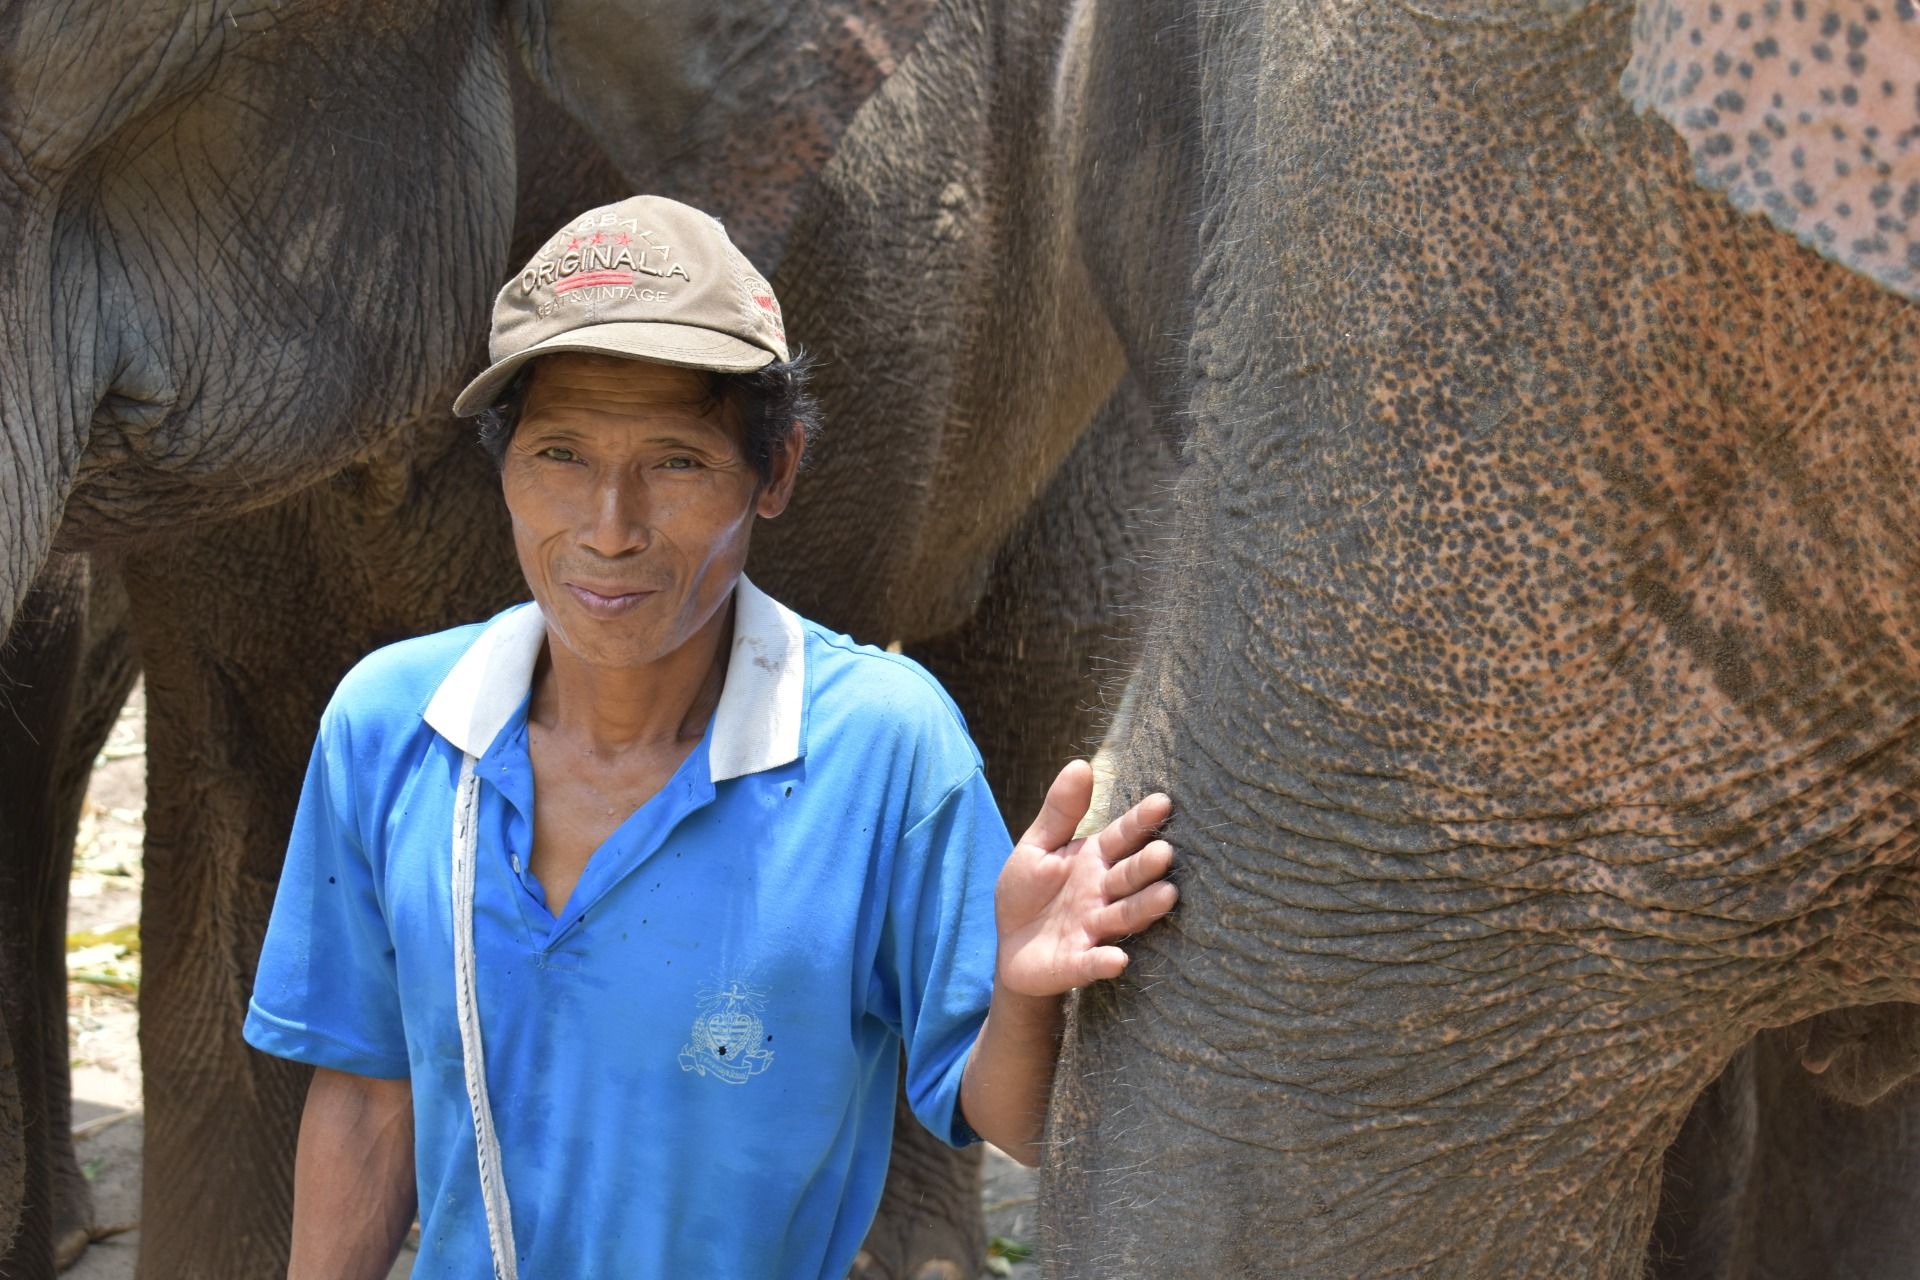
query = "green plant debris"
(68, 970, 139, 992)
(989, 1235, 1035, 1263)
(82, 1158, 104, 1183)
(66, 924, 140, 955)
(66, 926, 141, 992)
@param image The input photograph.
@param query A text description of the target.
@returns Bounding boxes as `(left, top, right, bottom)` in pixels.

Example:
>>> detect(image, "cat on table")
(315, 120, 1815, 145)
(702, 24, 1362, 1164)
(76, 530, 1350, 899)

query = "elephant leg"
(850, 1082, 985, 1280)
(0, 1011, 19, 1264)
(1734, 1024, 1920, 1279)
(1649, 1045, 1759, 1280)
(1650, 1012, 1920, 1280)
(877, 374, 1173, 1277)
(0, 557, 81, 1279)
(120, 422, 523, 1277)
(0, 554, 136, 1279)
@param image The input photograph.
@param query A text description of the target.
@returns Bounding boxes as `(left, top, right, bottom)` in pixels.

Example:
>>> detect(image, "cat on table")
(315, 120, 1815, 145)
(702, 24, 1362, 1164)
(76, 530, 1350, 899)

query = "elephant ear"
(511, 0, 935, 271)
(1621, 0, 1920, 300)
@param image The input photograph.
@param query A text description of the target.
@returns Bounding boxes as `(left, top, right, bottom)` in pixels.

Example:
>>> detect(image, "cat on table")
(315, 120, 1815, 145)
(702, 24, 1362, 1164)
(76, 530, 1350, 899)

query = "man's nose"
(577, 473, 653, 558)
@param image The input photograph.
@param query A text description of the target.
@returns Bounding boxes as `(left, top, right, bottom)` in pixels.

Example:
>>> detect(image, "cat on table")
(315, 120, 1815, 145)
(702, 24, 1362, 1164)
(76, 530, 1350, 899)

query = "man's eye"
(540, 446, 580, 464)
(662, 456, 698, 470)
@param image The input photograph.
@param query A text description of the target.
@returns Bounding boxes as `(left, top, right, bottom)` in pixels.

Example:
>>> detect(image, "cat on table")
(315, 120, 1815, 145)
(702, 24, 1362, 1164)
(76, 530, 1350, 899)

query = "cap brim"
(452, 321, 778, 417)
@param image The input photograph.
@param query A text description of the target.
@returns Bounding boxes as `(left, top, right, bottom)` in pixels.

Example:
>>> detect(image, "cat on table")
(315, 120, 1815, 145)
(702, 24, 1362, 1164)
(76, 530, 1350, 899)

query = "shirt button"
(510, 855, 523, 874)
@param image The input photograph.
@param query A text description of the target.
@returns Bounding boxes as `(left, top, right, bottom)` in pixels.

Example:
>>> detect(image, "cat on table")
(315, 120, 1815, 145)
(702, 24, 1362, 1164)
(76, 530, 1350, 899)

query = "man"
(243, 195, 1176, 1278)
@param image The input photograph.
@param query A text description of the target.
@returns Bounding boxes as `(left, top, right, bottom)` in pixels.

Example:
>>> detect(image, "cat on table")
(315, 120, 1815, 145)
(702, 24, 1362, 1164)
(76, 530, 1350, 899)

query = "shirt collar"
(421, 575, 807, 782)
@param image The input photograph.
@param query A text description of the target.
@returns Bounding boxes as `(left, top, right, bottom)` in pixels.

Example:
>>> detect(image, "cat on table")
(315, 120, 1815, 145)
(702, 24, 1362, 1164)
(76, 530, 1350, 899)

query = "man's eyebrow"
(516, 420, 730, 448)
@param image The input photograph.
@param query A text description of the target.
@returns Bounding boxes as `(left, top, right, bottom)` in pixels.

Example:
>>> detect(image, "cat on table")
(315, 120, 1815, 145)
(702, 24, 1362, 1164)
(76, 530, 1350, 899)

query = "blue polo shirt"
(243, 578, 1008, 1278)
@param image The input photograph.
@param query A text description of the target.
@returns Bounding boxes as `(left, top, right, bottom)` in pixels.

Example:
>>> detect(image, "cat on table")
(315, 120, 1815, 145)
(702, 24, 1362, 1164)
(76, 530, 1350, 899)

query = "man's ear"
(506, 0, 937, 272)
(755, 420, 808, 520)
(1621, 0, 1920, 300)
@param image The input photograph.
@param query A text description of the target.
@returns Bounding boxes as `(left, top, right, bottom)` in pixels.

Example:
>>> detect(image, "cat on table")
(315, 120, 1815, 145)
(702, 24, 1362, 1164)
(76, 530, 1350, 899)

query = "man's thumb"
(1018, 759, 1094, 852)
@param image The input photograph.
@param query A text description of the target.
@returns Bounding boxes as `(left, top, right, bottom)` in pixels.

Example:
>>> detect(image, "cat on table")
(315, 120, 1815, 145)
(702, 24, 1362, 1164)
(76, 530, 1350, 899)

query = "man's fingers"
(1094, 791, 1173, 866)
(1091, 880, 1179, 940)
(1017, 759, 1095, 852)
(1080, 945, 1130, 985)
(1102, 840, 1174, 900)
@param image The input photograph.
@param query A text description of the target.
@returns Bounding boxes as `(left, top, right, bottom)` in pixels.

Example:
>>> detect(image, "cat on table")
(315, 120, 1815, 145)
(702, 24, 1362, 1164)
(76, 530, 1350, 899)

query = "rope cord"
(453, 752, 519, 1280)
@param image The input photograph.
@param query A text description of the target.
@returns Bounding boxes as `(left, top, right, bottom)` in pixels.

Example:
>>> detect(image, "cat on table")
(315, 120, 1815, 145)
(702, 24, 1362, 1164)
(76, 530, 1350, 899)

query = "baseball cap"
(452, 194, 790, 417)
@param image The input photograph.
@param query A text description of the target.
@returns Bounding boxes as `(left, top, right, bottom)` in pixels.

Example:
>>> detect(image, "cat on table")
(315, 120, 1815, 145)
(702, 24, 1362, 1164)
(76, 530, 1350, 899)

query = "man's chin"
(542, 604, 677, 670)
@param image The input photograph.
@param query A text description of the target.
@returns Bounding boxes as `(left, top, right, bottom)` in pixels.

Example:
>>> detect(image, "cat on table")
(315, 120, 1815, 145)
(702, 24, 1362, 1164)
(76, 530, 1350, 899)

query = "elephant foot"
(53, 1226, 88, 1272)
(50, 1153, 94, 1272)
(53, 1220, 137, 1273)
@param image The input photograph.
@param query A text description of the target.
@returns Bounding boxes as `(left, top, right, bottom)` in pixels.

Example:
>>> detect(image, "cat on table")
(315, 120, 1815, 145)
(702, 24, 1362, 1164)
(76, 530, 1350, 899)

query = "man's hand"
(995, 759, 1176, 997)
(960, 760, 1176, 1163)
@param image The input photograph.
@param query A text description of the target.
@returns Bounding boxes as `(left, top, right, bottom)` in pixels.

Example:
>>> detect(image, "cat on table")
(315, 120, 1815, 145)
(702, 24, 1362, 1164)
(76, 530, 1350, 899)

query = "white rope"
(452, 751, 519, 1280)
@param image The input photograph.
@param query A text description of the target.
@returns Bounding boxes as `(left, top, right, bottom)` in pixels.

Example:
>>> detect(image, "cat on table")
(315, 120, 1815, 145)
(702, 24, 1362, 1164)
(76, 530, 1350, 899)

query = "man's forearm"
(959, 985, 1065, 1166)
(289, 1067, 417, 1280)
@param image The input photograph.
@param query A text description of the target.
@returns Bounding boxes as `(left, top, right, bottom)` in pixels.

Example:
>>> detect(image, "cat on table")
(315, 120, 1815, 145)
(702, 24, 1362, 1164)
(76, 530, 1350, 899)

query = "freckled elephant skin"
(1042, 1, 1920, 1277)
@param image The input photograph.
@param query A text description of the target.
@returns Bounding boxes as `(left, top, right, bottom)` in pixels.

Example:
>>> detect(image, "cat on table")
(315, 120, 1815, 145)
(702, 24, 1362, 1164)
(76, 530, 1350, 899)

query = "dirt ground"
(61, 682, 1041, 1279)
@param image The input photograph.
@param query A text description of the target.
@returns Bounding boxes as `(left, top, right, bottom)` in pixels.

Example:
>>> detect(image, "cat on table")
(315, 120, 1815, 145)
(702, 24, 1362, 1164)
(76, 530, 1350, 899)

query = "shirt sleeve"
(874, 766, 1011, 1148)
(242, 704, 410, 1079)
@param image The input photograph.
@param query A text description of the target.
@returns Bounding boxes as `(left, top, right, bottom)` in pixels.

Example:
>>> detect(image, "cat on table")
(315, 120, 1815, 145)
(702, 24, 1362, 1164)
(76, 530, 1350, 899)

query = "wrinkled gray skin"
(1017, 0, 1920, 1277)
(0, 1, 1176, 1276)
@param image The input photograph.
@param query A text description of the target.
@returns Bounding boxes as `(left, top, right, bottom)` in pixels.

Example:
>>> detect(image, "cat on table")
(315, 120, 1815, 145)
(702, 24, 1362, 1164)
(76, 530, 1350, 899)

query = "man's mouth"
(564, 582, 657, 617)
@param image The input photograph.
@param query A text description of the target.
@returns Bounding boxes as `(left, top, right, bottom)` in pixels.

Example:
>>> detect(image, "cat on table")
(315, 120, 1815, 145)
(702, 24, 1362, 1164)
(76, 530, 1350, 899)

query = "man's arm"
(957, 986, 1065, 1166)
(961, 761, 1176, 1164)
(288, 1067, 416, 1280)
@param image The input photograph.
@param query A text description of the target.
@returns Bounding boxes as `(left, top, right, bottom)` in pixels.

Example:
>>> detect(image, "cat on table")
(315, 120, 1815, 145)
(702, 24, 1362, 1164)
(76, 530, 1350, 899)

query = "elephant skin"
(1034, 0, 1920, 1277)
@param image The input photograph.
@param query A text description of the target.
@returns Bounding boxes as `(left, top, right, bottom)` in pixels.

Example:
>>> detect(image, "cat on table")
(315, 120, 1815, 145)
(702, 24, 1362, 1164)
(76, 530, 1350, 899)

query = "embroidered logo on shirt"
(678, 981, 774, 1084)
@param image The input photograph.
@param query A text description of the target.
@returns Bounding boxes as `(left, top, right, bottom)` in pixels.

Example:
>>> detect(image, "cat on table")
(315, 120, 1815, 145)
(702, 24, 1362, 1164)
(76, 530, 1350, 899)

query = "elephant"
(0, 1, 1179, 1275)
(1015, 0, 1920, 1276)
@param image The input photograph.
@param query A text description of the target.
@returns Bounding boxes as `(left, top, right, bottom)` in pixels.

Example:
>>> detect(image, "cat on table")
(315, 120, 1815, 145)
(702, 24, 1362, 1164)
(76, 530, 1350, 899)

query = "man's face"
(501, 354, 795, 670)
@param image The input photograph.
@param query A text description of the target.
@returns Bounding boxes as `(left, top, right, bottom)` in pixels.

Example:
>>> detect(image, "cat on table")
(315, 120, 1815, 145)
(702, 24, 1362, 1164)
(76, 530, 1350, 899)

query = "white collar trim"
(421, 576, 807, 781)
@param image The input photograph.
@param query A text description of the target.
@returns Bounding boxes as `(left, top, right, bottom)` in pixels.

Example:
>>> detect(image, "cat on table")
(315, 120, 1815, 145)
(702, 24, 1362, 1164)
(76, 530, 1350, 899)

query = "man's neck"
(530, 595, 735, 758)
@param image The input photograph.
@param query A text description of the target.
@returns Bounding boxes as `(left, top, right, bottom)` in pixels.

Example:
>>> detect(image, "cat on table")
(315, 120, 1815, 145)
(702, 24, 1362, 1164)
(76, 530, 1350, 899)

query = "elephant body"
(1042, 1, 1920, 1276)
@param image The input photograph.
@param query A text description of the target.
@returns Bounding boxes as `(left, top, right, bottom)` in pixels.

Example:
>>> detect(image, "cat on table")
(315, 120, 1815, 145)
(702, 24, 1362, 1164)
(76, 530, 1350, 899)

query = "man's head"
(454, 194, 817, 670)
